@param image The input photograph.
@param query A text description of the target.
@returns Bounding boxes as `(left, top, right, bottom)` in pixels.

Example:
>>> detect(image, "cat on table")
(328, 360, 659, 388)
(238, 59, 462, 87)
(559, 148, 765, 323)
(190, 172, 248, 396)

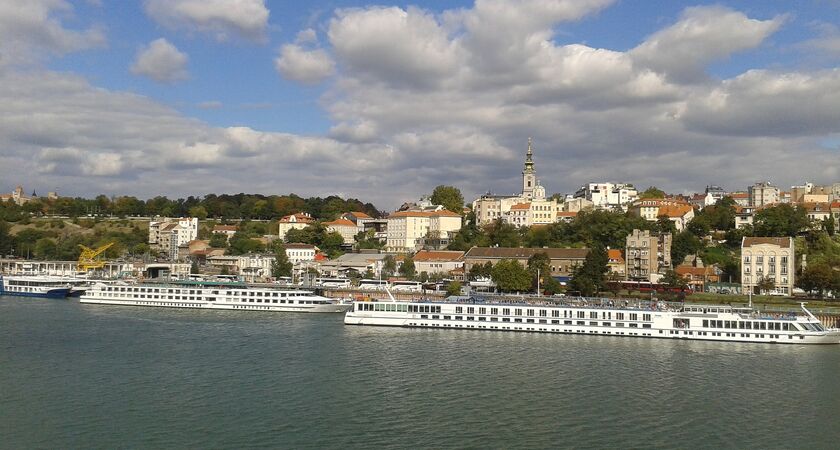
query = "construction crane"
(78, 242, 115, 272)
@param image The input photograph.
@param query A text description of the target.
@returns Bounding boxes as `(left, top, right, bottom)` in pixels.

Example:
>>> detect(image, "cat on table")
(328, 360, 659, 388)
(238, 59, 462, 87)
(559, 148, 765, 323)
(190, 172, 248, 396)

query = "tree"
(271, 243, 293, 278)
(656, 216, 677, 235)
(640, 186, 665, 199)
(527, 251, 551, 292)
(485, 219, 522, 248)
(490, 259, 532, 292)
(823, 216, 836, 237)
(188, 205, 208, 220)
(756, 275, 776, 295)
(430, 185, 464, 214)
(468, 261, 493, 280)
(797, 263, 836, 297)
(0, 220, 13, 256)
(754, 204, 809, 237)
(227, 232, 265, 255)
(399, 256, 416, 279)
(662, 270, 688, 290)
(382, 255, 396, 277)
(190, 260, 200, 275)
(445, 280, 462, 296)
(671, 231, 703, 268)
(567, 245, 608, 296)
(209, 233, 228, 248)
(34, 238, 57, 260)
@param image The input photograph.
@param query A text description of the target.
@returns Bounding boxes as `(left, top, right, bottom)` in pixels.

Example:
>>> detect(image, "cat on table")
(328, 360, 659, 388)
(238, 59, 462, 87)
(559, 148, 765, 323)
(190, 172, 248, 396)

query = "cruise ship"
(0, 275, 74, 298)
(344, 297, 840, 345)
(80, 280, 352, 313)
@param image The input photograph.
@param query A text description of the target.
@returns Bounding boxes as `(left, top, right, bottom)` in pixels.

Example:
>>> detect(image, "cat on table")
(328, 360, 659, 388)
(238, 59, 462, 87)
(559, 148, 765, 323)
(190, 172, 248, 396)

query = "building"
(212, 225, 238, 241)
(573, 182, 638, 211)
(811, 182, 840, 201)
(340, 211, 376, 234)
(741, 237, 794, 295)
(802, 202, 832, 223)
(790, 182, 813, 203)
(0, 185, 34, 206)
(385, 210, 461, 253)
(560, 197, 594, 213)
(734, 206, 756, 230)
(413, 250, 465, 276)
(278, 212, 314, 241)
(323, 218, 358, 246)
(284, 243, 317, 264)
(627, 199, 694, 231)
(472, 138, 557, 226)
(625, 229, 672, 282)
(730, 192, 750, 207)
(316, 252, 391, 277)
(675, 255, 720, 291)
(749, 181, 780, 207)
(148, 217, 198, 260)
(705, 185, 727, 204)
(463, 247, 589, 279)
(607, 249, 625, 278)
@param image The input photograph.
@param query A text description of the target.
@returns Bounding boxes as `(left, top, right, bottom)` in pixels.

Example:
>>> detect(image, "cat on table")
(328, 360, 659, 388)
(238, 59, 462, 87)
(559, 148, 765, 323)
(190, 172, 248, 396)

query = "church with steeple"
(471, 138, 557, 227)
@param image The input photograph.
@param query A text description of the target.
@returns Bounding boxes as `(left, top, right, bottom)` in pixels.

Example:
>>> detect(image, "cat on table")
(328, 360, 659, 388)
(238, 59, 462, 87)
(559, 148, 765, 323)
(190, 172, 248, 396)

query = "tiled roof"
(607, 249, 624, 263)
(556, 212, 578, 217)
(801, 202, 831, 213)
(658, 204, 693, 218)
(730, 192, 749, 198)
(279, 212, 313, 223)
(413, 250, 464, 262)
(349, 211, 373, 219)
(742, 237, 793, 248)
(465, 247, 589, 260)
(510, 202, 531, 210)
(324, 218, 357, 227)
(285, 243, 316, 250)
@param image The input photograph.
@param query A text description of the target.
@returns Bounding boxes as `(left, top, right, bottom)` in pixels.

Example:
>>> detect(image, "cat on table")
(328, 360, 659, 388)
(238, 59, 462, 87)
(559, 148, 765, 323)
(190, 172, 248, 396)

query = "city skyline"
(2, 1, 840, 209)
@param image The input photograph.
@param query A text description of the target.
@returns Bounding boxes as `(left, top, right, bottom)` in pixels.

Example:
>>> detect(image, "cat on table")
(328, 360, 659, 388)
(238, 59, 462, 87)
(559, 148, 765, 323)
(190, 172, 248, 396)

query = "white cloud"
(631, 6, 784, 83)
(131, 38, 189, 83)
(275, 44, 335, 84)
(0, 0, 105, 66)
(144, 0, 269, 42)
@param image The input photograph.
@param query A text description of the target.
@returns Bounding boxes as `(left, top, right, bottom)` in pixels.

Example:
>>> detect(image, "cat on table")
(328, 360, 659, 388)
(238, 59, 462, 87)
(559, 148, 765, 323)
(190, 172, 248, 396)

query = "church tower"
(522, 137, 536, 200)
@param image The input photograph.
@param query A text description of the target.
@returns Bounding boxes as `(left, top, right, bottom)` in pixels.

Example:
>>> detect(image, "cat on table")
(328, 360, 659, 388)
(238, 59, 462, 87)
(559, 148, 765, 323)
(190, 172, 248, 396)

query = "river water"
(1, 295, 838, 449)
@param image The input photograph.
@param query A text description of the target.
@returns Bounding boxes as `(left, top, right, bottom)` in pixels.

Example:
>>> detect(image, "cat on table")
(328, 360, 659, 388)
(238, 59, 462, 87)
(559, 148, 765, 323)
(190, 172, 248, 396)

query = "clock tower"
(522, 138, 536, 200)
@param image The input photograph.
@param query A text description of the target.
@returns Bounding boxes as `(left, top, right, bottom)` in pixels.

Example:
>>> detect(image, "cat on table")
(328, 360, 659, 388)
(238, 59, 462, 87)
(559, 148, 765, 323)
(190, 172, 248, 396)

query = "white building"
(278, 212, 314, 241)
(749, 182, 780, 207)
(574, 182, 638, 211)
(472, 138, 559, 226)
(741, 237, 794, 295)
(323, 218, 358, 245)
(627, 199, 695, 231)
(148, 217, 198, 260)
(386, 210, 462, 253)
(413, 250, 464, 276)
(207, 254, 276, 282)
(284, 243, 317, 264)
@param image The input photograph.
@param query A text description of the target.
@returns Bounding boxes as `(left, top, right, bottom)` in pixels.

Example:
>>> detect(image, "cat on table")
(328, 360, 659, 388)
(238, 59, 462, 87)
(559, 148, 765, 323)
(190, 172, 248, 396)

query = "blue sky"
(2, 0, 840, 209)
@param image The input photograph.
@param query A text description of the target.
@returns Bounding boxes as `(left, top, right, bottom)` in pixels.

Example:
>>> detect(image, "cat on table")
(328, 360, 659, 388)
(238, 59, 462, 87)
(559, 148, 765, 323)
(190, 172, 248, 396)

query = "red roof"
(324, 218, 356, 227)
(389, 209, 460, 218)
(510, 203, 530, 210)
(279, 212, 314, 223)
(349, 211, 372, 219)
(413, 250, 464, 262)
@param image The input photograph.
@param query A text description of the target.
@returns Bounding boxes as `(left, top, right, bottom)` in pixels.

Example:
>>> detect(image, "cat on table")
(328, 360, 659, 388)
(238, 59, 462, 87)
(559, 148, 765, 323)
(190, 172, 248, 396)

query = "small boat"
(0, 275, 73, 298)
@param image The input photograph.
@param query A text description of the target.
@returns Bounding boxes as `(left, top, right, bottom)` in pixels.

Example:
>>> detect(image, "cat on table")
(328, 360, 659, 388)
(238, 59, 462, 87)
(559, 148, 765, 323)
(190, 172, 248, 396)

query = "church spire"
(524, 137, 534, 173)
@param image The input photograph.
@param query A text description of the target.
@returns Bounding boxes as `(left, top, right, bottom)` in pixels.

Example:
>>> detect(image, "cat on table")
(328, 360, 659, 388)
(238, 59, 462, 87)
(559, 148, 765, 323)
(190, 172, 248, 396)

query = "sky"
(2, 0, 840, 211)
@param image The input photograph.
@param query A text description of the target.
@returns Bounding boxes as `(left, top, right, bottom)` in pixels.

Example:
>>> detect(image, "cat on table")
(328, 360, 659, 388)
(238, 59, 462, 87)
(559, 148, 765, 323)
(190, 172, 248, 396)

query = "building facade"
(574, 182, 639, 211)
(740, 237, 794, 295)
(413, 250, 465, 276)
(278, 212, 314, 241)
(625, 229, 672, 282)
(323, 218, 358, 245)
(749, 181, 780, 207)
(148, 217, 198, 260)
(385, 210, 462, 253)
(463, 247, 589, 278)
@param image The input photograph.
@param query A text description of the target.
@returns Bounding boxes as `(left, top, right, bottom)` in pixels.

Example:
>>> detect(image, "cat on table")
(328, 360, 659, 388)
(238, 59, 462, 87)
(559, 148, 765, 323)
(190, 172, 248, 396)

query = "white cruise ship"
(344, 297, 840, 345)
(0, 275, 74, 298)
(80, 280, 352, 313)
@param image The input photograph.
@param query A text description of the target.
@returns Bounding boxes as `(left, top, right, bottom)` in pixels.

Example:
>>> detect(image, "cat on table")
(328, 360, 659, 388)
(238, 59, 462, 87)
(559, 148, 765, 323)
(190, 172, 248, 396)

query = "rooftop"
(742, 237, 793, 248)
(465, 247, 589, 259)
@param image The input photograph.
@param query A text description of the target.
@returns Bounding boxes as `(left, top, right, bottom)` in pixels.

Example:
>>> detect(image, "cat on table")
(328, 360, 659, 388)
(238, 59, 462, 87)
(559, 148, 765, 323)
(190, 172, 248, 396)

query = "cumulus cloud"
(4, 2, 840, 209)
(0, 0, 105, 66)
(144, 0, 269, 42)
(275, 44, 335, 84)
(131, 38, 189, 83)
(631, 6, 784, 83)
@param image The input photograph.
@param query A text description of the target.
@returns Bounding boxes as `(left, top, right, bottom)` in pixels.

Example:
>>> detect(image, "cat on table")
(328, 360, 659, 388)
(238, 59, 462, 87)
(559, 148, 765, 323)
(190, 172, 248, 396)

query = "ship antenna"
(800, 302, 819, 322)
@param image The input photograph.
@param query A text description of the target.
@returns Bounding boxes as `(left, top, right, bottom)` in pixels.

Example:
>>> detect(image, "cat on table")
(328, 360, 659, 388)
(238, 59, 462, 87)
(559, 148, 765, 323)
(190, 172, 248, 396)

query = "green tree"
(445, 280, 462, 296)
(671, 231, 703, 268)
(399, 256, 416, 279)
(190, 260, 200, 275)
(640, 186, 665, 198)
(662, 269, 688, 290)
(228, 232, 265, 255)
(567, 245, 608, 296)
(209, 233, 228, 248)
(797, 263, 837, 297)
(527, 251, 551, 292)
(188, 205, 208, 220)
(491, 259, 532, 292)
(485, 219, 522, 248)
(656, 216, 677, 235)
(468, 261, 493, 280)
(823, 216, 836, 236)
(754, 204, 809, 237)
(382, 255, 397, 277)
(447, 211, 490, 250)
(756, 275, 776, 295)
(430, 185, 464, 214)
(0, 220, 12, 256)
(34, 237, 57, 260)
(271, 243, 293, 278)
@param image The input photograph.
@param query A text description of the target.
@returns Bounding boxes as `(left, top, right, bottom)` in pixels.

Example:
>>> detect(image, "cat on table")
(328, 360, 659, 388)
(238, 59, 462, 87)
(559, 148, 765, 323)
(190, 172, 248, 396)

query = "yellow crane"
(78, 242, 115, 272)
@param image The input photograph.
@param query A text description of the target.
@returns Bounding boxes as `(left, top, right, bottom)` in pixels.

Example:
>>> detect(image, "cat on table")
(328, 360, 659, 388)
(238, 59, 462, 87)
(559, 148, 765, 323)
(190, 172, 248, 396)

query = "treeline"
(0, 193, 381, 221)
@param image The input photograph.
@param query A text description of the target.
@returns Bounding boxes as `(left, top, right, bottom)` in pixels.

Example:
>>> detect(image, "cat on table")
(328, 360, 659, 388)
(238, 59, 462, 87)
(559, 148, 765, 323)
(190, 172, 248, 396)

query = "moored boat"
(80, 279, 352, 313)
(0, 275, 73, 299)
(344, 296, 840, 345)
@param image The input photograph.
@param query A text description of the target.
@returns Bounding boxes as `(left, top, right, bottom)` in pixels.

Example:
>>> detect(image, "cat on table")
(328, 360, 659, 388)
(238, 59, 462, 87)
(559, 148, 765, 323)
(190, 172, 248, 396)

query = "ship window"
(514, 319, 522, 323)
